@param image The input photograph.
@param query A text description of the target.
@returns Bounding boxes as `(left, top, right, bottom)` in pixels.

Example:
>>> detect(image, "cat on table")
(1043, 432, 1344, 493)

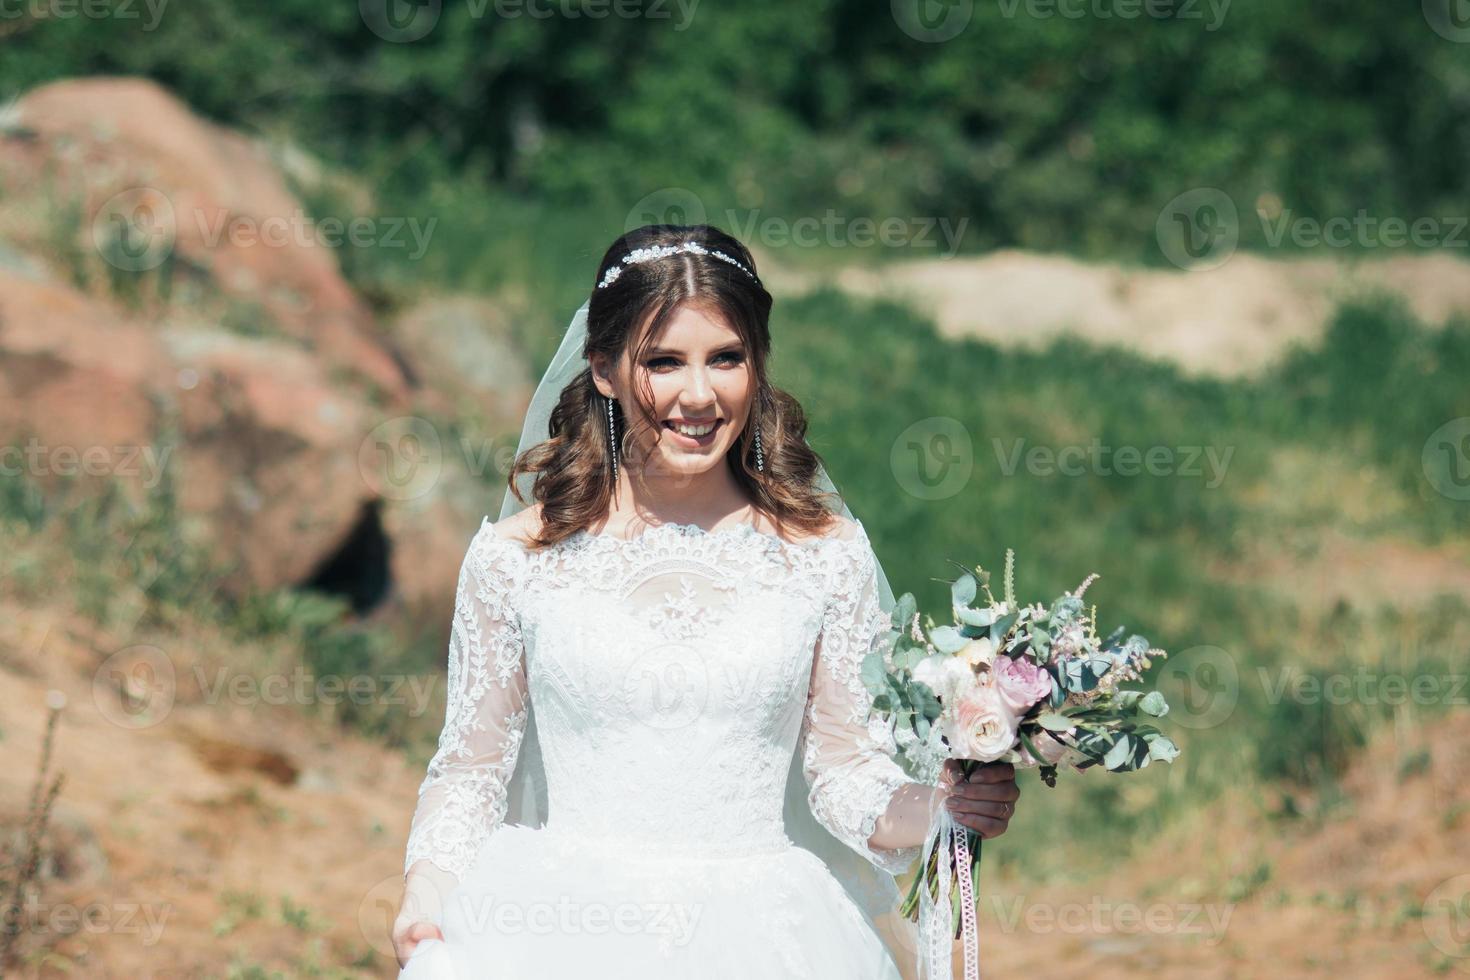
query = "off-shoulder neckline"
(481, 515, 869, 553)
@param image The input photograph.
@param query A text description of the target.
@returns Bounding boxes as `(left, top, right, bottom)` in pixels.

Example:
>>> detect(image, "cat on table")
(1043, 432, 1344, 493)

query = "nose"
(680, 363, 716, 410)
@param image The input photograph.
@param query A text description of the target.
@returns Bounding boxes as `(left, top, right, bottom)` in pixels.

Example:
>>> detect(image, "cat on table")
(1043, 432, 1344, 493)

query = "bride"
(390, 224, 1021, 979)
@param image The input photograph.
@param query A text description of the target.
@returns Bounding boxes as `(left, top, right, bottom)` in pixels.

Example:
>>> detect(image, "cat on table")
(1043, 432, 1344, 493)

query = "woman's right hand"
(393, 862, 457, 968)
(939, 758, 1020, 839)
(392, 915, 445, 968)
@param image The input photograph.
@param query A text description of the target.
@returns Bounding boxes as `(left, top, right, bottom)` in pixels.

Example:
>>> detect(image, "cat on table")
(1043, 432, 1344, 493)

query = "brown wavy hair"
(506, 223, 844, 549)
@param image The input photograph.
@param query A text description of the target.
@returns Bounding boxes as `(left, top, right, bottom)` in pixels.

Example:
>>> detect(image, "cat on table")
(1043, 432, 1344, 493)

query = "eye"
(646, 357, 679, 371)
(715, 351, 746, 366)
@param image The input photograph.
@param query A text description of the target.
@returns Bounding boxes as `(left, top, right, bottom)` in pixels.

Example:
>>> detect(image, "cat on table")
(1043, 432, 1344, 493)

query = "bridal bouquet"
(862, 550, 1178, 980)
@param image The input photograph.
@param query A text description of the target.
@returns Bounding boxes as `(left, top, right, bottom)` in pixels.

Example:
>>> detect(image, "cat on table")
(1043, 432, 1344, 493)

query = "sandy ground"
(757, 248, 1470, 378)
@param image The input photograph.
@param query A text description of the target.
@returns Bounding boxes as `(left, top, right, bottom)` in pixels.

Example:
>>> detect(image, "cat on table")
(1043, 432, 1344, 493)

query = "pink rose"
(944, 680, 1019, 762)
(994, 655, 1053, 715)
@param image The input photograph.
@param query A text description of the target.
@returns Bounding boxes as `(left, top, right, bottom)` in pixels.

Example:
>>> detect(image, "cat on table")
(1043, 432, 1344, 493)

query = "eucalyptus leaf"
(951, 573, 977, 609)
(1037, 712, 1073, 732)
(956, 606, 996, 628)
(892, 592, 918, 631)
(1147, 735, 1180, 762)
(930, 625, 968, 654)
(1139, 691, 1170, 717)
(988, 611, 1018, 642)
(860, 650, 887, 694)
(1103, 735, 1134, 770)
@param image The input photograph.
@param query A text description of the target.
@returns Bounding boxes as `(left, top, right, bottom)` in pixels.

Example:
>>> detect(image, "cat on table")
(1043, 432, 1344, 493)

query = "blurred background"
(1, 1, 1468, 976)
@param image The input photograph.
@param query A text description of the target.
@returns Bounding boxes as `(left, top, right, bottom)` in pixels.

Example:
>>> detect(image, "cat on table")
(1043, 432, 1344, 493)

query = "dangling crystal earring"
(753, 426, 765, 473)
(606, 395, 619, 484)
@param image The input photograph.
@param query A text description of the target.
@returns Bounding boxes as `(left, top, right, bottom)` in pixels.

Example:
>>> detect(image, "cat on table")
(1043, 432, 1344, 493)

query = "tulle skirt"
(399, 824, 904, 980)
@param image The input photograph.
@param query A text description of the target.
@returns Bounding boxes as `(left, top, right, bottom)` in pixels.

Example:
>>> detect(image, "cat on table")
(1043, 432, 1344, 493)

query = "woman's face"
(593, 301, 754, 481)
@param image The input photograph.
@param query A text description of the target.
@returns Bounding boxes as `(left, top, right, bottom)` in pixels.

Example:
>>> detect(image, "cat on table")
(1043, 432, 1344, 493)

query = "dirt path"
(2, 595, 1463, 978)
(758, 248, 1470, 378)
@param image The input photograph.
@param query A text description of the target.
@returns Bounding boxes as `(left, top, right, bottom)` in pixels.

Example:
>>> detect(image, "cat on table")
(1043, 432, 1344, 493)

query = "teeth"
(669, 421, 716, 437)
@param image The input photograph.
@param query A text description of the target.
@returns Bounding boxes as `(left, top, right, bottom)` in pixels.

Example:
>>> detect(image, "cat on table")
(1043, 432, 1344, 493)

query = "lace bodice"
(403, 515, 927, 885)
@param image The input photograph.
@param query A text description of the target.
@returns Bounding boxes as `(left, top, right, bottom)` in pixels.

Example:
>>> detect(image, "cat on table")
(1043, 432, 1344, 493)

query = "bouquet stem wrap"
(906, 792, 982, 980)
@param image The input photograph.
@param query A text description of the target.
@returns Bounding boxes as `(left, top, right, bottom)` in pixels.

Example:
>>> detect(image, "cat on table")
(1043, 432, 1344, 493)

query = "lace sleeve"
(404, 518, 530, 883)
(799, 519, 926, 877)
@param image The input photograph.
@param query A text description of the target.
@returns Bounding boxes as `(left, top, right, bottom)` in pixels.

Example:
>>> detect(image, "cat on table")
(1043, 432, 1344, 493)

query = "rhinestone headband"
(596, 240, 757, 290)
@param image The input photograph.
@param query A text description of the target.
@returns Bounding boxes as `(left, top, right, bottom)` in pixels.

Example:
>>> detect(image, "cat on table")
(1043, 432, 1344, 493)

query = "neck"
(607, 456, 753, 529)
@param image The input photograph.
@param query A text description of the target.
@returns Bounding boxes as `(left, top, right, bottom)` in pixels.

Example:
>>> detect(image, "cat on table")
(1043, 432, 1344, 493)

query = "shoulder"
(462, 506, 542, 583)
(803, 515, 877, 600)
(487, 503, 545, 548)
(814, 513, 864, 544)
(755, 511, 866, 546)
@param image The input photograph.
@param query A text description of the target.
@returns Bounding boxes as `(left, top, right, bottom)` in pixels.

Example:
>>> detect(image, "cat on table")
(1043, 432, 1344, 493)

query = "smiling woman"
(501, 224, 848, 548)
(391, 224, 1023, 980)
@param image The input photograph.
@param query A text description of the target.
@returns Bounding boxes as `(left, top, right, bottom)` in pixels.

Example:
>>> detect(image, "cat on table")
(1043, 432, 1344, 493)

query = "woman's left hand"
(939, 759, 1019, 838)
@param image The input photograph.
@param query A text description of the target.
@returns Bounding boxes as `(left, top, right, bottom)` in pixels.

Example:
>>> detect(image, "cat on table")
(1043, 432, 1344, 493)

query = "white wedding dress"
(399, 514, 928, 979)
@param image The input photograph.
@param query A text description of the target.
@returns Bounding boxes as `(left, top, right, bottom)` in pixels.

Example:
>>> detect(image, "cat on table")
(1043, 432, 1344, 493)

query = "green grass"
(3, 272, 1466, 890)
(767, 286, 1470, 879)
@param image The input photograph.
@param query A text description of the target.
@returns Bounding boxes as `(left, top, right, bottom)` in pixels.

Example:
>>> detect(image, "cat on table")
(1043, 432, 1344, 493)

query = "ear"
(589, 352, 617, 399)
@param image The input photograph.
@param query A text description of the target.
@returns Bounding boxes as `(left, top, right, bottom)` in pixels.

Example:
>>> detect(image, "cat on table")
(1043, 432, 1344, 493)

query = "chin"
(649, 441, 730, 476)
